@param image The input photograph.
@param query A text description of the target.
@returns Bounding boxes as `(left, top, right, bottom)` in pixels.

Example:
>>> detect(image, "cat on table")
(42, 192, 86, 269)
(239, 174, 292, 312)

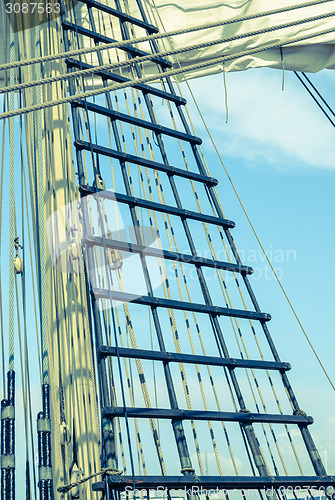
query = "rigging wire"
(19, 79, 38, 499)
(8, 24, 16, 376)
(300, 72, 335, 118)
(294, 71, 335, 128)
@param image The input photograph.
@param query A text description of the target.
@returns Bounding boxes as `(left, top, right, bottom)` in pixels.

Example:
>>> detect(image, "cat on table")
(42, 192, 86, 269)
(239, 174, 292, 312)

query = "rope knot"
(180, 467, 195, 474)
(14, 236, 23, 250)
(102, 467, 122, 476)
(57, 467, 121, 494)
(293, 408, 307, 416)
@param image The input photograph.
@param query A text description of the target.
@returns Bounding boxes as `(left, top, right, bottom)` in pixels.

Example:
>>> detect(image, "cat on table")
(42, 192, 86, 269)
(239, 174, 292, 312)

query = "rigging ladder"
(60, 0, 334, 498)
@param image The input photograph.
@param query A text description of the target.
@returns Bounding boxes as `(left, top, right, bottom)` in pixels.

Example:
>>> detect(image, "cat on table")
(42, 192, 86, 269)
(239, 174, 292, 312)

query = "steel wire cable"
(300, 72, 335, 118)
(19, 98, 39, 500)
(294, 71, 335, 128)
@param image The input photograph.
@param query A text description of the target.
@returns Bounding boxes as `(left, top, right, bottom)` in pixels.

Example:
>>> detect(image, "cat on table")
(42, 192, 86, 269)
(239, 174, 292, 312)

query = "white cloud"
(182, 69, 335, 170)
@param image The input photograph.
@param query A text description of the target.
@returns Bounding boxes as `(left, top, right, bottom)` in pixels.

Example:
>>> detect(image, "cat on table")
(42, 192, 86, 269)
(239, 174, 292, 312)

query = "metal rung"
(102, 406, 313, 425)
(75, 100, 202, 144)
(92, 288, 272, 322)
(80, 0, 159, 33)
(98, 346, 291, 371)
(66, 58, 186, 105)
(75, 140, 217, 185)
(92, 475, 335, 491)
(85, 235, 252, 274)
(80, 185, 235, 228)
(62, 21, 172, 68)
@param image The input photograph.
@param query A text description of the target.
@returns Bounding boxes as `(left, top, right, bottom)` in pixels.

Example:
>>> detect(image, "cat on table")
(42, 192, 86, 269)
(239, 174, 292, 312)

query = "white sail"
(137, 0, 335, 77)
(1, 0, 335, 89)
(50, 0, 335, 86)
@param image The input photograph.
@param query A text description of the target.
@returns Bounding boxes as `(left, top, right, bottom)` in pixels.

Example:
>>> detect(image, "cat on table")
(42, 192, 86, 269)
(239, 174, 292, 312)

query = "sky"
(180, 66, 335, 473)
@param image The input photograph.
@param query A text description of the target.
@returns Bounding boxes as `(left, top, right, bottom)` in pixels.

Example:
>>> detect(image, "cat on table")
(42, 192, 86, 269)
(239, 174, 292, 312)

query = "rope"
(15, 272, 32, 496)
(1, 24, 335, 120)
(222, 64, 229, 123)
(2, 9, 335, 96)
(19, 92, 39, 499)
(20, 98, 43, 388)
(35, 23, 49, 386)
(0, 0, 333, 73)
(57, 466, 121, 493)
(8, 22, 16, 372)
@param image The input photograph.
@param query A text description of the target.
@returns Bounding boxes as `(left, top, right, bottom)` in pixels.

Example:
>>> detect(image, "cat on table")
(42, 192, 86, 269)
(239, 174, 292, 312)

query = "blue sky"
(180, 67, 335, 472)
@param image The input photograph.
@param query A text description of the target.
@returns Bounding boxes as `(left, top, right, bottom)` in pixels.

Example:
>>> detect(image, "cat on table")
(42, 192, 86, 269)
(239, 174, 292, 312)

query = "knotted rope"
(57, 467, 121, 494)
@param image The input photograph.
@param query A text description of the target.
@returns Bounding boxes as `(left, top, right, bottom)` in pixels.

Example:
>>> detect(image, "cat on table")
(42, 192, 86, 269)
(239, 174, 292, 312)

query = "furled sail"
(1, 0, 335, 88)
(137, 0, 335, 76)
(63, 0, 335, 82)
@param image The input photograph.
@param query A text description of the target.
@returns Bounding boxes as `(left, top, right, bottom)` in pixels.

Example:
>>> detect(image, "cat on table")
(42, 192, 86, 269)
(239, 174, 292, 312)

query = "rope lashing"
(293, 409, 307, 416)
(181, 467, 196, 474)
(57, 467, 121, 494)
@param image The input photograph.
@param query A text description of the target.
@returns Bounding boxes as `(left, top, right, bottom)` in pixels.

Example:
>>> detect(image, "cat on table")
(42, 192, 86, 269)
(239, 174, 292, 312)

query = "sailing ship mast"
(0, 1, 334, 499)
